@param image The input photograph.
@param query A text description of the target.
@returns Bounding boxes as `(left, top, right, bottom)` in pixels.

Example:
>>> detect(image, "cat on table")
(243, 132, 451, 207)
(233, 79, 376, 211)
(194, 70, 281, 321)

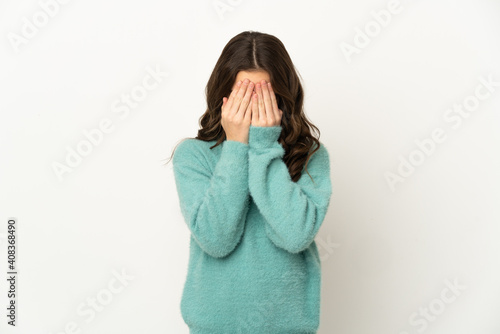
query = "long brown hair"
(164, 30, 322, 183)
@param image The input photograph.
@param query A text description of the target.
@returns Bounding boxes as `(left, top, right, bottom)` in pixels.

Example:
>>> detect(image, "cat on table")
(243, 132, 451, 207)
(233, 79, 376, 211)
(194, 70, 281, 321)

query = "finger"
(244, 96, 253, 123)
(267, 82, 281, 122)
(232, 79, 250, 116)
(237, 81, 254, 117)
(256, 83, 265, 123)
(251, 92, 258, 124)
(222, 97, 227, 111)
(225, 80, 242, 113)
(261, 80, 275, 124)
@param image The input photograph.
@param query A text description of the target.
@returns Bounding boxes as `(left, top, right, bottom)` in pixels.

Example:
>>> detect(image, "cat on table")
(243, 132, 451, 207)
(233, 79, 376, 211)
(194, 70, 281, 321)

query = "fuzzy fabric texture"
(172, 125, 333, 334)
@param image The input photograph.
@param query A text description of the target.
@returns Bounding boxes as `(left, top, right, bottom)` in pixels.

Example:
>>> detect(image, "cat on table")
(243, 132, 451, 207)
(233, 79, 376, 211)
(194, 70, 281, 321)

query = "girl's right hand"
(221, 78, 254, 145)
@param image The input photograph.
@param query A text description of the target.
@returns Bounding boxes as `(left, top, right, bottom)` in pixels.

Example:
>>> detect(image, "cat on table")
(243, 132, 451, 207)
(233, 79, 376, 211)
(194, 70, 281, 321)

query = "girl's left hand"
(251, 80, 283, 127)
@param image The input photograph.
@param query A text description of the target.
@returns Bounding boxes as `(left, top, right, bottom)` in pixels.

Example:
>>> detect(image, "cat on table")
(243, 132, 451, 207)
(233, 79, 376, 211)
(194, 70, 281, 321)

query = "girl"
(168, 30, 332, 334)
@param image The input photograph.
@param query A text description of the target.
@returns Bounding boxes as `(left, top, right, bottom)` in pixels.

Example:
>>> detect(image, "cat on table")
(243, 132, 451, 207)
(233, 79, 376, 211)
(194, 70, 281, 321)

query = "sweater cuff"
(248, 125, 282, 149)
(221, 139, 249, 157)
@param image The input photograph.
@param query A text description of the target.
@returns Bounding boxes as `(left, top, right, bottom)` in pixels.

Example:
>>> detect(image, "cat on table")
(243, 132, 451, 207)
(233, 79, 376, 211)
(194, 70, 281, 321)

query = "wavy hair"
(164, 30, 322, 183)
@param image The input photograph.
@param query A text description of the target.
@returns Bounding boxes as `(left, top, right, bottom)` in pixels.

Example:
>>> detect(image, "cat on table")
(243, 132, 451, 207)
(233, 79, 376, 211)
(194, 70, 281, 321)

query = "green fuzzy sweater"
(172, 125, 332, 334)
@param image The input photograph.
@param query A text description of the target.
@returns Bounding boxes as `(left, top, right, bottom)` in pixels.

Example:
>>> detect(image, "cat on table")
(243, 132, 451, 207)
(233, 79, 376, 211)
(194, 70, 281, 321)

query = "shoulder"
(299, 141, 332, 186)
(310, 141, 330, 163)
(302, 141, 331, 176)
(173, 138, 218, 165)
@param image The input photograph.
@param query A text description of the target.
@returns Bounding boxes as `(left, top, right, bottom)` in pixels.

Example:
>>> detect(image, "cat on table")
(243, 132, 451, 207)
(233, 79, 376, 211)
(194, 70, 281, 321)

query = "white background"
(1, 0, 499, 333)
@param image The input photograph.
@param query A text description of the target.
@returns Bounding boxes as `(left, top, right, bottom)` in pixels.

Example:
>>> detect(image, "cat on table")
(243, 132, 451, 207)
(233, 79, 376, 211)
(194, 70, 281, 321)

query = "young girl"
(168, 30, 332, 334)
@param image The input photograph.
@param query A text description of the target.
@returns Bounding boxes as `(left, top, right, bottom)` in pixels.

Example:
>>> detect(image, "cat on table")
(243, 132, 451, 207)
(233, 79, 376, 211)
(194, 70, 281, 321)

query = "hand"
(251, 80, 283, 127)
(221, 78, 254, 144)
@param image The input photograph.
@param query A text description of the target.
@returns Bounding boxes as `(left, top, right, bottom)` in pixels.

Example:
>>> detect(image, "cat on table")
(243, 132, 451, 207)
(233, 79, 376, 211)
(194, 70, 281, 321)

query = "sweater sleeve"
(172, 138, 250, 258)
(248, 125, 332, 254)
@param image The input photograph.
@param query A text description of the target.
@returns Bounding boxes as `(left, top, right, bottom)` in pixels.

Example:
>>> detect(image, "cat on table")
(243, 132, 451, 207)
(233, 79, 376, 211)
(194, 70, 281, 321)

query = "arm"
(248, 125, 332, 254)
(172, 139, 250, 258)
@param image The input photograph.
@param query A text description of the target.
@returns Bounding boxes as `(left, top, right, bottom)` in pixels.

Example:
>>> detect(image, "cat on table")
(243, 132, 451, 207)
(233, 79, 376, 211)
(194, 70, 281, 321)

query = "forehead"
(234, 70, 270, 83)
